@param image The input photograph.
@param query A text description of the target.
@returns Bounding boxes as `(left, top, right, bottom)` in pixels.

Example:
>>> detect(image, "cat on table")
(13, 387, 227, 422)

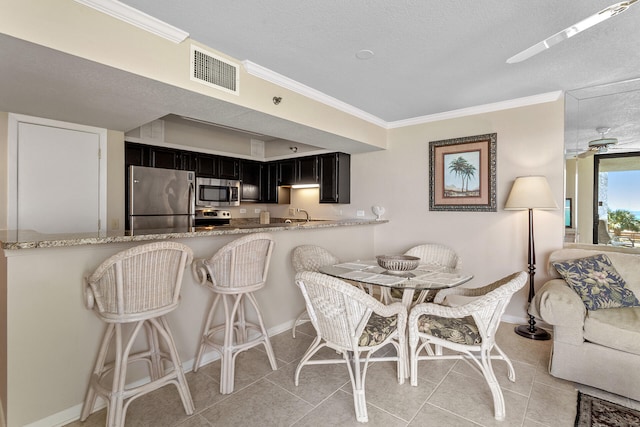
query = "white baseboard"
(501, 313, 528, 325)
(25, 319, 296, 427)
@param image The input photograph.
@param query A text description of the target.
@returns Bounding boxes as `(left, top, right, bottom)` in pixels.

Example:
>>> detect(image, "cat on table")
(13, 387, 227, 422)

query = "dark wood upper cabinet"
(263, 162, 279, 203)
(277, 159, 296, 186)
(125, 142, 349, 204)
(319, 152, 350, 203)
(180, 151, 195, 171)
(146, 146, 193, 171)
(192, 153, 240, 179)
(296, 156, 318, 184)
(218, 156, 240, 179)
(149, 146, 181, 169)
(195, 154, 217, 177)
(125, 143, 149, 167)
(277, 156, 317, 185)
(239, 160, 263, 202)
(126, 143, 194, 171)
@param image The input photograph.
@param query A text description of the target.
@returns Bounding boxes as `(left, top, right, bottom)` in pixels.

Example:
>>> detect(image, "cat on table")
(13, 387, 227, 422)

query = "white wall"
(106, 130, 125, 231)
(576, 155, 595, 244)
(0, 113, 7, 229)
(349, 100, 566, 321)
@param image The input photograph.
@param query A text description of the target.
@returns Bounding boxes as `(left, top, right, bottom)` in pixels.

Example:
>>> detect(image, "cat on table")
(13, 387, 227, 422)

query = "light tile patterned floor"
(68, 322, 583, 427)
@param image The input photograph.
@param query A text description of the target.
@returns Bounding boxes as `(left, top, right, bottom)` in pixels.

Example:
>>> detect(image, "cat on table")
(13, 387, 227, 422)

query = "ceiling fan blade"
(577, 150, 597, 159)
(507, 1, 638, 64)
(609, 144, 640, 151)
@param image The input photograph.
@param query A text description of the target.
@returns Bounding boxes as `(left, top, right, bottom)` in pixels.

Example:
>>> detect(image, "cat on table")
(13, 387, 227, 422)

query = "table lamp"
(505, 176, 558, 340)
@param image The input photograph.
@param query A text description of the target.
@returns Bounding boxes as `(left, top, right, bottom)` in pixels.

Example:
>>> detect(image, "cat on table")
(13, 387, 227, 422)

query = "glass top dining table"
(319, 260, 473, 307)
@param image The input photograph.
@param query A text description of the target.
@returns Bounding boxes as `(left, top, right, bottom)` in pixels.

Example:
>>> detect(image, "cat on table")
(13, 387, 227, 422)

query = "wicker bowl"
(376, 255, 420, 271)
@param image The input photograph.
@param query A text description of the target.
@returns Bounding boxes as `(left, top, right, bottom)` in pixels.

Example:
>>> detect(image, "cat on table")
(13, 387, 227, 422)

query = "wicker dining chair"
(408, 271, 527, 421)
(290, 245, 340, 338)
(80, 241, 195, 427)
(295, 271, 407, 423)
(384, 243, 461, 305)
(191, 233, 278, 394)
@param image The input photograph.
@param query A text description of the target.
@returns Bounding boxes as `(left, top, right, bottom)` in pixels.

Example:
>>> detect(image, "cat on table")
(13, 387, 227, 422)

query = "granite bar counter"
(0, 218, 386, 250)
(0, 218, 387, 426)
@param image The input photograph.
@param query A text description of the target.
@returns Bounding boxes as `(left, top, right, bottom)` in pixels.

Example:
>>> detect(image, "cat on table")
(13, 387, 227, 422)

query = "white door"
(8, 114, 107, 233)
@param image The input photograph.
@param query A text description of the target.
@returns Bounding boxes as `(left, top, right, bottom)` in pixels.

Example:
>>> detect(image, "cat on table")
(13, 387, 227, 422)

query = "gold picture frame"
(429, 133, 497, 212)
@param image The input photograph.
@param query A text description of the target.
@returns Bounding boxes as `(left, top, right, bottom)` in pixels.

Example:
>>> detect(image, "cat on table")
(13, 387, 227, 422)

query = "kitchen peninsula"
(0, 219, 386, 427)
(0, 218, 382, 250)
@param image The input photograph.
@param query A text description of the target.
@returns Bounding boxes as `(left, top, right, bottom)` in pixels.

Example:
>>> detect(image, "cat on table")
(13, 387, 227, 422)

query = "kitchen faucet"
(296, 208, 310, 222)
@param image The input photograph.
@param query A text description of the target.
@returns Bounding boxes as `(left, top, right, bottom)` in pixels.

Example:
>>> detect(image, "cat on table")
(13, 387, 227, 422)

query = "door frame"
(592, 151, 640, 244)
(7, 113, 107, 232)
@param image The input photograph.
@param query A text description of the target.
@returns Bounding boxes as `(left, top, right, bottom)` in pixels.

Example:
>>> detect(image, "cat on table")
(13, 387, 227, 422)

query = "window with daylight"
(594, 153, 640, 247)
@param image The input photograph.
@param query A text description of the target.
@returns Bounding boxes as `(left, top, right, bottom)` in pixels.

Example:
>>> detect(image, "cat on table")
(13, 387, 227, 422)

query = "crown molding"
(74, 0, 189, 43)
(242, 59, 563, 131)
(388, 91, 564, 128)
(242, 60, 388, 128)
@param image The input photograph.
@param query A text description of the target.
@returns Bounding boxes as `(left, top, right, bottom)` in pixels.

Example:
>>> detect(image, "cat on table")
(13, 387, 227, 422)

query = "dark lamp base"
(514, 324, 551, 341)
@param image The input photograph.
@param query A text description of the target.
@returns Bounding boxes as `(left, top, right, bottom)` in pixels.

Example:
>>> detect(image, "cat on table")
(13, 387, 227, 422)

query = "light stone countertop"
(0, 219, 388, 250)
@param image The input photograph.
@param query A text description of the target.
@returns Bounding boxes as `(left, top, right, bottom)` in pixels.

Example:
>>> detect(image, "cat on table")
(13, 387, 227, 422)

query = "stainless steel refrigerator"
(128, 165, 195, 231)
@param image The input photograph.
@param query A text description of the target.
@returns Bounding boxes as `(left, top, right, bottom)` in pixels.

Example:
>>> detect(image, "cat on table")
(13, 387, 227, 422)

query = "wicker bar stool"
(191, 233, 278, 394)
(80, 241, 195, 427)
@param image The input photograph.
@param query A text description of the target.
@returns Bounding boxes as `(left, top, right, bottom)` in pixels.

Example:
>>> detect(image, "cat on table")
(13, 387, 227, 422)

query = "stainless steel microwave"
(195, 177, 241, 207)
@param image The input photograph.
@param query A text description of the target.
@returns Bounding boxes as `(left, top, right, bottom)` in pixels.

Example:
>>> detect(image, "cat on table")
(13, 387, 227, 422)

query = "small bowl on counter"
(376, 255, 420, 272)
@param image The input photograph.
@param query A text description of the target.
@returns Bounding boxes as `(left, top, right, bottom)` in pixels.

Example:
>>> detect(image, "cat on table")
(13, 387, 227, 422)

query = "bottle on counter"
(259, 210, 270, 224)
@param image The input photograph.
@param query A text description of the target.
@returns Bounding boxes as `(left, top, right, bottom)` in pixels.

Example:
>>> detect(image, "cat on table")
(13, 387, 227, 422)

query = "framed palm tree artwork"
(429, 133, 497, 212)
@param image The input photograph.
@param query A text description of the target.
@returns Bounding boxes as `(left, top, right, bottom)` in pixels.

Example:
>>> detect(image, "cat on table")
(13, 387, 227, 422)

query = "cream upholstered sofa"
(531, 245, 640, 401)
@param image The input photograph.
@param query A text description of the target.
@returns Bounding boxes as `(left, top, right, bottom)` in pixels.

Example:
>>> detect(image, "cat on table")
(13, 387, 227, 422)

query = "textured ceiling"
(566, 79, 640, 157)
(119, 0, 640, 155)
(121, 0, 640, 121)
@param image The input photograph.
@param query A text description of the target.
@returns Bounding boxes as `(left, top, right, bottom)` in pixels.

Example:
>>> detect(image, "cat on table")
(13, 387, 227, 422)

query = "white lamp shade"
(504, 176, 558, 210)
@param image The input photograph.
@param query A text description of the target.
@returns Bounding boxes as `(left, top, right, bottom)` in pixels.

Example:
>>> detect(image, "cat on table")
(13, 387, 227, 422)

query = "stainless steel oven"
(194, 209, 231, 227)
(195, 177, 241, 207)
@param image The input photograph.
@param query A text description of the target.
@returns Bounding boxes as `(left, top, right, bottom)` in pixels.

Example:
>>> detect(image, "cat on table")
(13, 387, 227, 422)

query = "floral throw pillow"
(552, 254, 639, 310)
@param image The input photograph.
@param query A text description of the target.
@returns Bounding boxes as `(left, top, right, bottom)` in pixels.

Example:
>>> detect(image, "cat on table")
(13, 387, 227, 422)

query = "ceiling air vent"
(190, 45, 239, 95)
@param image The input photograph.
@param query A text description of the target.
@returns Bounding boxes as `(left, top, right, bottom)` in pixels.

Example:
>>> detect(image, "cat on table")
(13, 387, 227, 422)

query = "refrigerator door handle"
(189, 182, 195, 218)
